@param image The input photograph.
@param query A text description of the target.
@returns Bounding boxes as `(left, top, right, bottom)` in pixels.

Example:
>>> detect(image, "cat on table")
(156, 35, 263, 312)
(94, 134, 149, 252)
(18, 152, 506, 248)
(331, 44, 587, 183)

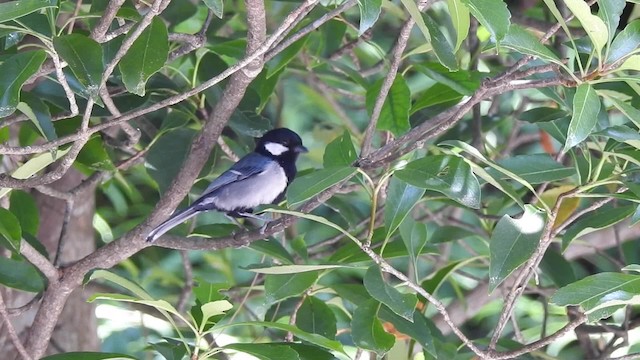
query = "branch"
(0, 291, 32, 360)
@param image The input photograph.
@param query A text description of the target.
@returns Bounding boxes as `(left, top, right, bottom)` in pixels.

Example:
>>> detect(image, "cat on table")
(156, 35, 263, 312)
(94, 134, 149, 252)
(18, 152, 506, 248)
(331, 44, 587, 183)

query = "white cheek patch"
(265, 142, 288, 156)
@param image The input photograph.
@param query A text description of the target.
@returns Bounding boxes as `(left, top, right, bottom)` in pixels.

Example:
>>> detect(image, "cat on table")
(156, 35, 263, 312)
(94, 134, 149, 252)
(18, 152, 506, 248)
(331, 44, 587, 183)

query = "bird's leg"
(236, 212, 271, 234)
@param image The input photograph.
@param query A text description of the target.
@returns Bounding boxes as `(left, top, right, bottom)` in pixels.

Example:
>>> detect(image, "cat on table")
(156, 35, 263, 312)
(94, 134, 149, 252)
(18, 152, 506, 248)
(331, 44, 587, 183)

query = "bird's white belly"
(212, 162, 288, 211)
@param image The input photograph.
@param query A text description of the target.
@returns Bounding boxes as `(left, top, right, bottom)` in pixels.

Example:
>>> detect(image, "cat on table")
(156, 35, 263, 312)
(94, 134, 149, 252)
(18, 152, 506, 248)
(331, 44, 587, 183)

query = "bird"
(146, 128, 308, 242)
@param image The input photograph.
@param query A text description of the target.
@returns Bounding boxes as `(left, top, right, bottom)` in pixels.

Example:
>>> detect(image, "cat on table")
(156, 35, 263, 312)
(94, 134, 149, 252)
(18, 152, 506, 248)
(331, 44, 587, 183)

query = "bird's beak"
(294, 145, 309, 153)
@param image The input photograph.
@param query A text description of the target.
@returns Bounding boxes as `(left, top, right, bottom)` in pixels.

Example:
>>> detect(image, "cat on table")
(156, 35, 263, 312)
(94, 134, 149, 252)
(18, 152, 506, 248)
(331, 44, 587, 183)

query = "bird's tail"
(146, 207, 199, 242)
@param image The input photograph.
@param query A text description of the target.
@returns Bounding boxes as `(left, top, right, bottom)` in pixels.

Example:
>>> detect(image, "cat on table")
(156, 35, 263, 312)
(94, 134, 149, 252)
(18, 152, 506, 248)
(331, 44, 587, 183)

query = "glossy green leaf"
(77, 135, 115, 171)
(596, 125, 640, 143)
(540, 248, 576, 287)
(551, 272, 640, 321)
(617, 54, 640, 71)
(489, 205, 546, 292)
(463, 156, 525, 208)
(415, 63, 480, 96)
(218, 321, 345, 354)
(41, 352, 137, 360)
(119, 18, 168, 96)
(249, 240, 295, 264)
(224, 344, 299, 360)
(502, 24, 561, 65)
(379, 309, 437, 357)
(248, 264, 347, 274)
(411, 83, 464, 114)
(395, 155, 481, 209)
(149, 340, 187, 360)
(607, 20, 640, 64)
(399, 0, 430, 43)
(364, 265, 418, 321)
(266, 35, 308, 78)
(0, 0, 57, 23)
(562, 204, 636, 250)
(19, 97, 56, 142)
(264, 271, 318, 303)
(296, 296, 337, 339)
(399, 219, 428, 267)
(53, 34, 104, 98)
(564, 83, 600, 152)
(447, 0, 470, 51)
(200, 300, 233, 326)
(366, 76, 411, 136)
(461, 0, 510, 41)
(384, 177, 425, 239)
(518, 107, 569, 123)
(10, 191, 39, 236)
(323, 131, 357, 168)
(601, 92, 640, 128)
(203, 0, 224, 18)
(424, 14, 458, 70)
(193, 281, 228, 304)
(0, 208, 22, 252)
(564, 0, 608, 59)
(351, 299, 395, 356)
(430, 225, 476, 243)
(287, 166, 356, 206)
(0, 147, 71, 199)
(0, 50, 47, 118)
(493, 154, 574, 184)
(597, 0, 625, 43)
(358, 0, 382, 35)
(0, 256, 44, 293)
(147, 128, 197, 195)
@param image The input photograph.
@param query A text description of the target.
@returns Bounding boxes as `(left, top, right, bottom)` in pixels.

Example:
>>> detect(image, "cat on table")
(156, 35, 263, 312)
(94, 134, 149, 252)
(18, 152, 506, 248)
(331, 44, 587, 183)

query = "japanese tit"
(146, 128, 307, 242)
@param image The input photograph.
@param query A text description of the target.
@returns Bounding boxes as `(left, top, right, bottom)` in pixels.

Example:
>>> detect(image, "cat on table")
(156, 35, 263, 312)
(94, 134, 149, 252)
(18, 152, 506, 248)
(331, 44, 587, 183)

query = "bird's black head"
(255, 128, 308, 161)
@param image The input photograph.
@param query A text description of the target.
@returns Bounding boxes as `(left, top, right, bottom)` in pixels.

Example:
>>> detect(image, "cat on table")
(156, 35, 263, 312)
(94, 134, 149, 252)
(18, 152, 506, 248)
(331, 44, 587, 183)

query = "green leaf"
(323, 131, 357, 168)
(286, 167, 356, 206)
(607, 20, 640, 64)
(422, 257, 480, 294)
(0, 0, 57, 23)
(540, 248, 576, 287)
(147, 128, 197, 195)
(249, 240, 295, 264)
(601, 92, 640, 128)
(217, 321, 345, 354)
(564, 83, 600, 152)
(597, 0, 625, 43)
(203, 0, 224, 18)
(411, 83, 464, 114)
(0, 147, 71, 199)
(0, 50, 47, 118)
(378, 309, 437, 357)
(399, 0, 430, 43)
(266, 35, 308, 78)
(247, 264, 347, 274)
(296, 296, 337, 339)
(399, 219, 428, 267)
(564, 0, 608, 59)
(616, 54, 640, 71)
(200, 300, 233, 326)
(77, 135, 115, 171)
(551, 272, 640, 321)
(119, 18, 168, 96)
(502, 24, 562, 65)
(10, 191, 39, 236)
(264, 272, 318, 303)
(384, 177, 425, 239)
(351, 299, 395, 356)
(460, 0, 510, 41)
(489, 205, 546, 292)
(518, 107, 569, 123)
(415, 63, 480, 96)
(0, 208, 22, 252)
(18, 96, 56, 142)
(424, 14, 458, 70)
(562, 204, 636, 251)
(395, 155, 481, 209)
(358, 0, 382, 35)
(366, 76, 411, 136)
(53, 34, 104, 99)
(364, 265, 418, 321)
(41, 352, 137, 360)
(595, 125, 640, 143)
(447, 0, 470, 51)
(88, 269, 154, 300)
(493, 154, 574, 184)
(0, 256, 44, 292)
(224, 344, 300, 360)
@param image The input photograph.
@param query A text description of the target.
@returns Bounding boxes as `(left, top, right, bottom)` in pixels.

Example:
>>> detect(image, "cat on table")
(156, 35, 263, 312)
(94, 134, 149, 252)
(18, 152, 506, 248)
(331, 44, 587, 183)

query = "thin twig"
(0, 290, 32, 360)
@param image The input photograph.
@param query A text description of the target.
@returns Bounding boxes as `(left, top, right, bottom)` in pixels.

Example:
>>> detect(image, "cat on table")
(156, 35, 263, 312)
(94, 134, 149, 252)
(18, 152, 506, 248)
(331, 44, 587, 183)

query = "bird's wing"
(200, 152, 270, 196)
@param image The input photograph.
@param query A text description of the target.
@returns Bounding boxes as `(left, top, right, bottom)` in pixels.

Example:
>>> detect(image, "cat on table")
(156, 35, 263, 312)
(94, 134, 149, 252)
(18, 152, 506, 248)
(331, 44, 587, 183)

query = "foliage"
(1, 0, 640, 359)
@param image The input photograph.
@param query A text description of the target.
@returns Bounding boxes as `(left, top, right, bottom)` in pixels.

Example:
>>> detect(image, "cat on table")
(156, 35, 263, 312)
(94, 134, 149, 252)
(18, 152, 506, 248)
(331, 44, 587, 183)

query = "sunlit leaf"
(564, 0, 608, 59)
(564, 83, 600, 152)
(447, 0, 470, 51)
(461, 0, 510, 42)
(0, 0, 57, 23)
